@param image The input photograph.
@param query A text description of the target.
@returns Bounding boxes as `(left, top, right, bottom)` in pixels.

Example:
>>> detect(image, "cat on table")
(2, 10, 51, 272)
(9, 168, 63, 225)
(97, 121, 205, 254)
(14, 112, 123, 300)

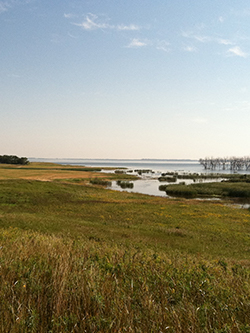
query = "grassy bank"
(0, 163, 250, 332)
(164, 182, 250, 199)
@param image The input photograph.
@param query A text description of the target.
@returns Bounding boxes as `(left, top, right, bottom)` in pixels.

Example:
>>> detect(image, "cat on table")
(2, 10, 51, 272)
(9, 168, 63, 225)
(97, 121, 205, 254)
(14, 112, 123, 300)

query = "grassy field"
(0, 163, 250, 332)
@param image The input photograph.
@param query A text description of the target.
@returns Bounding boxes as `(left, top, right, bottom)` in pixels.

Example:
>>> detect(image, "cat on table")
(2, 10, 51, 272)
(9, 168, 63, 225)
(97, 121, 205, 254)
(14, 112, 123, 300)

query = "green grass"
(165, 182, 250, 199)
(0, 167, 250, 332)
(1, 179, 249, 258)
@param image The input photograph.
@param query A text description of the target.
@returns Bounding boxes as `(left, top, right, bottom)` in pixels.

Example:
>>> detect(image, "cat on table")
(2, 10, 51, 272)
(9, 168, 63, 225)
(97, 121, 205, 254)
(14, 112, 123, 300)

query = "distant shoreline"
(29, 157, 199, 162)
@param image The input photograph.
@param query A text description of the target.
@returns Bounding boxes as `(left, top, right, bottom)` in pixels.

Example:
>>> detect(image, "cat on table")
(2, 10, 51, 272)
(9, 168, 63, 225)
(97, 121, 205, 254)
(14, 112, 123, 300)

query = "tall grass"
(165, 182, 250, 199)
(0, 228, 250, 332)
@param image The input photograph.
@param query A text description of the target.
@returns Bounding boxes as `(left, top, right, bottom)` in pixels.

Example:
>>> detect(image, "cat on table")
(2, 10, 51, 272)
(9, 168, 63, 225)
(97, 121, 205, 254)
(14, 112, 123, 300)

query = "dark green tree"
(0, 155, 29, 165)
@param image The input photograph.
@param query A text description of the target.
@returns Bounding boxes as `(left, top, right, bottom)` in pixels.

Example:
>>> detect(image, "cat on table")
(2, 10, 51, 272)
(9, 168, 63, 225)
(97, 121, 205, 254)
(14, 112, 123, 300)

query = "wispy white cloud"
(117, 24, 140, 31)
(181, 30, 193, 39)
(0, 0, 31, 14)
(126, 38, 148, 48)
(74, 14, 111, 30)
(181, 30, 211, 43)
(64, 13, 75, 19)
(227, 46, 248, 58)
(218, 16, 225, 23)
(218, 38, 234, 45)
(67, 32, 78, 39)
(156, 40, 170, 52)
(183, 45, 197, 52)
(74, 14, 141, 32)
(0, 0, 13, 13)
(194, 35, 211, 43)
(182, 27, 250, 59)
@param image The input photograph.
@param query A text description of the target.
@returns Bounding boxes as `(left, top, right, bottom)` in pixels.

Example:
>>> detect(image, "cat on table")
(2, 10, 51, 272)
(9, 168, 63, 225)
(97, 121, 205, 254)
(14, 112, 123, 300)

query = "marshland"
(0, 161, 250, 332)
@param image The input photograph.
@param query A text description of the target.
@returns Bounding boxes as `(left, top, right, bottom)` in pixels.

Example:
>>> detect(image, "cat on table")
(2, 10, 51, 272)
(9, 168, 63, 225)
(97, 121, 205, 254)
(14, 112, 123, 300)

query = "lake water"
(30, 158, 249, 197)
(30, 158, 202, 174)
(30, 158, 250, 175)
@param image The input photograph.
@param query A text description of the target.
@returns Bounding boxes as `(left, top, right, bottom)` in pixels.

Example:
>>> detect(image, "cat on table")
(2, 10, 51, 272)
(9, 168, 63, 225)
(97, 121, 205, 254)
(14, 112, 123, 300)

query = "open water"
(30, 158, 250, 175)
(31, 158, 202, 174)
(30, 158, 250, 197)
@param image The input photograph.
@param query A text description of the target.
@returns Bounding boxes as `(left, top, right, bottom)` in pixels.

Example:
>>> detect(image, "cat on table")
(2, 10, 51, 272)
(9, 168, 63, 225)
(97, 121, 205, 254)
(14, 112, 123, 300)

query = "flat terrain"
(0, 162, 250, 332)
(0, 162, 105, 181)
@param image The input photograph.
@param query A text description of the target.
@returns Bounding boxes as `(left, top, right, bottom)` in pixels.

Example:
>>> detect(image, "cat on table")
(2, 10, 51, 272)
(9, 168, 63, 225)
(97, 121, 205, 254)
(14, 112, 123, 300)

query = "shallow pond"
(107, 177, 224, 198)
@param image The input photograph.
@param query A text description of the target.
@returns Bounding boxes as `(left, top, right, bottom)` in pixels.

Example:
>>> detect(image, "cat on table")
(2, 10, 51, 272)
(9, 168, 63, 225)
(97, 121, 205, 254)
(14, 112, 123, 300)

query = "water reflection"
(108, 177, 223, 197)
(109, 179, 165, 197)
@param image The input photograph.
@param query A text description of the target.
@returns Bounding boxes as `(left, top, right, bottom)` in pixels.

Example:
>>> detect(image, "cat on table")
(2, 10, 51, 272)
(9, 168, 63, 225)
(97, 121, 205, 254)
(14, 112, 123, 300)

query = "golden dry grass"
(0, 162, 104, 181)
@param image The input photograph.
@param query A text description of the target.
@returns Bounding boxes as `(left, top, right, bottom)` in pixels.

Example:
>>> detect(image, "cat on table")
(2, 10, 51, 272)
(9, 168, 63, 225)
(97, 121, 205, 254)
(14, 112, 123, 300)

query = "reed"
(0, 228, 250, 332)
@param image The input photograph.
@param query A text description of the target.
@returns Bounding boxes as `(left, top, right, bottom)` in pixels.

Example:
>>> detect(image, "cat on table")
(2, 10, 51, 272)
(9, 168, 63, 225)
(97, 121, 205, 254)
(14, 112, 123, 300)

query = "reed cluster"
(0, 228, 250, 332)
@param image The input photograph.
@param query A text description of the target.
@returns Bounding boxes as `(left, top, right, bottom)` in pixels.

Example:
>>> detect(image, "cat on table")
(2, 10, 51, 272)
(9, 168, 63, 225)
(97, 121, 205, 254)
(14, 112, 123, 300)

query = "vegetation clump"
(90, 178, 112, 186)
(116, 180, 134, 188)
(134, 169, 153, 175)
(165, 182, 250, 199)
(114, 170, 125, 174)
(158, 175, 177, 182)
(0, 155, 29, 165)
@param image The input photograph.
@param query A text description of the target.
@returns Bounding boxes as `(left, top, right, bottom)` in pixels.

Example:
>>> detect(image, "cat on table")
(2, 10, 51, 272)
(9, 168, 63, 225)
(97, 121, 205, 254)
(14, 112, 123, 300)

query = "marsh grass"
(0, 164, 250, 331)
(165, 182, 250, 199)
(90, 179, 112, 186)
(0, 228, 250, 332)
(0, 162, 137, 182)
(0, 179, 250, 257)
(116, 180, 134, 188)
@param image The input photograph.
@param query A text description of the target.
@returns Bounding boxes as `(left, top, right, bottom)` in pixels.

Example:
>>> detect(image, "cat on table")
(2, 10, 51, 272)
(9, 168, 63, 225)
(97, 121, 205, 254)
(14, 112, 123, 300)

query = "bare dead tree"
(199, 157, 250, 171)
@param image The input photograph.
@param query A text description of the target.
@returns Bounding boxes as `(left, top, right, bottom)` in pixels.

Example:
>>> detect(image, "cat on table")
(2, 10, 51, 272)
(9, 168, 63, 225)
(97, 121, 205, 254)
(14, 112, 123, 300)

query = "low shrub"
(90, 179, 112, 186)
(158, 176, 177, 182)
(116, 180, 134, 189)
(165, 184, 198, 197)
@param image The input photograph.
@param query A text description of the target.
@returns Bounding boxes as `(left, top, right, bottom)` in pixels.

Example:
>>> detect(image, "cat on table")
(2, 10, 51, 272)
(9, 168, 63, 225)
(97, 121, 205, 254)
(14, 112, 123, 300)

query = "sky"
(1, 0, 250, 159)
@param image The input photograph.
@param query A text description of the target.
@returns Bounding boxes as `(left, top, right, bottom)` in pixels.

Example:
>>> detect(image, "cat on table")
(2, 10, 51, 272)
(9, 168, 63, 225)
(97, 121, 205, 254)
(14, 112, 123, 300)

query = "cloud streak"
(0, 0, 13, 13)
(183, 45, 197, 52)
(182, 27, 250, 59)
(73, 14, 140, 32)
(0, 0, 32, 14)
(126, 38, 148, 48)
(156, 40, 171, 52)
(117, 24, 140, 31)
(227, 46, 248, 58)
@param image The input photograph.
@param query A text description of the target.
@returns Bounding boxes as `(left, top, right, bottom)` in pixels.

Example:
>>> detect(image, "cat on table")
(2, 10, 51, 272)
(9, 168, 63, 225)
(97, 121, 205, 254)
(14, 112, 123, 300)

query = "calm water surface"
(31, 158, 202, 173)
(30, 158, 245, 197)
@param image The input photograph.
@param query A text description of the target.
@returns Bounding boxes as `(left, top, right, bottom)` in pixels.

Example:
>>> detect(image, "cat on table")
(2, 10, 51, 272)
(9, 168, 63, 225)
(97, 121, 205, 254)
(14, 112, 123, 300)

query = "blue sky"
(1, 0, 250, 159)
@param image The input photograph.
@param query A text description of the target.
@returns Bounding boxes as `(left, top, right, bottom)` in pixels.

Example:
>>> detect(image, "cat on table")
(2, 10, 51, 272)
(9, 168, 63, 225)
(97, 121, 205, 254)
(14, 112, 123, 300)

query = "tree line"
(199, 157, 250, 171)
(0, 155, 29, 165)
